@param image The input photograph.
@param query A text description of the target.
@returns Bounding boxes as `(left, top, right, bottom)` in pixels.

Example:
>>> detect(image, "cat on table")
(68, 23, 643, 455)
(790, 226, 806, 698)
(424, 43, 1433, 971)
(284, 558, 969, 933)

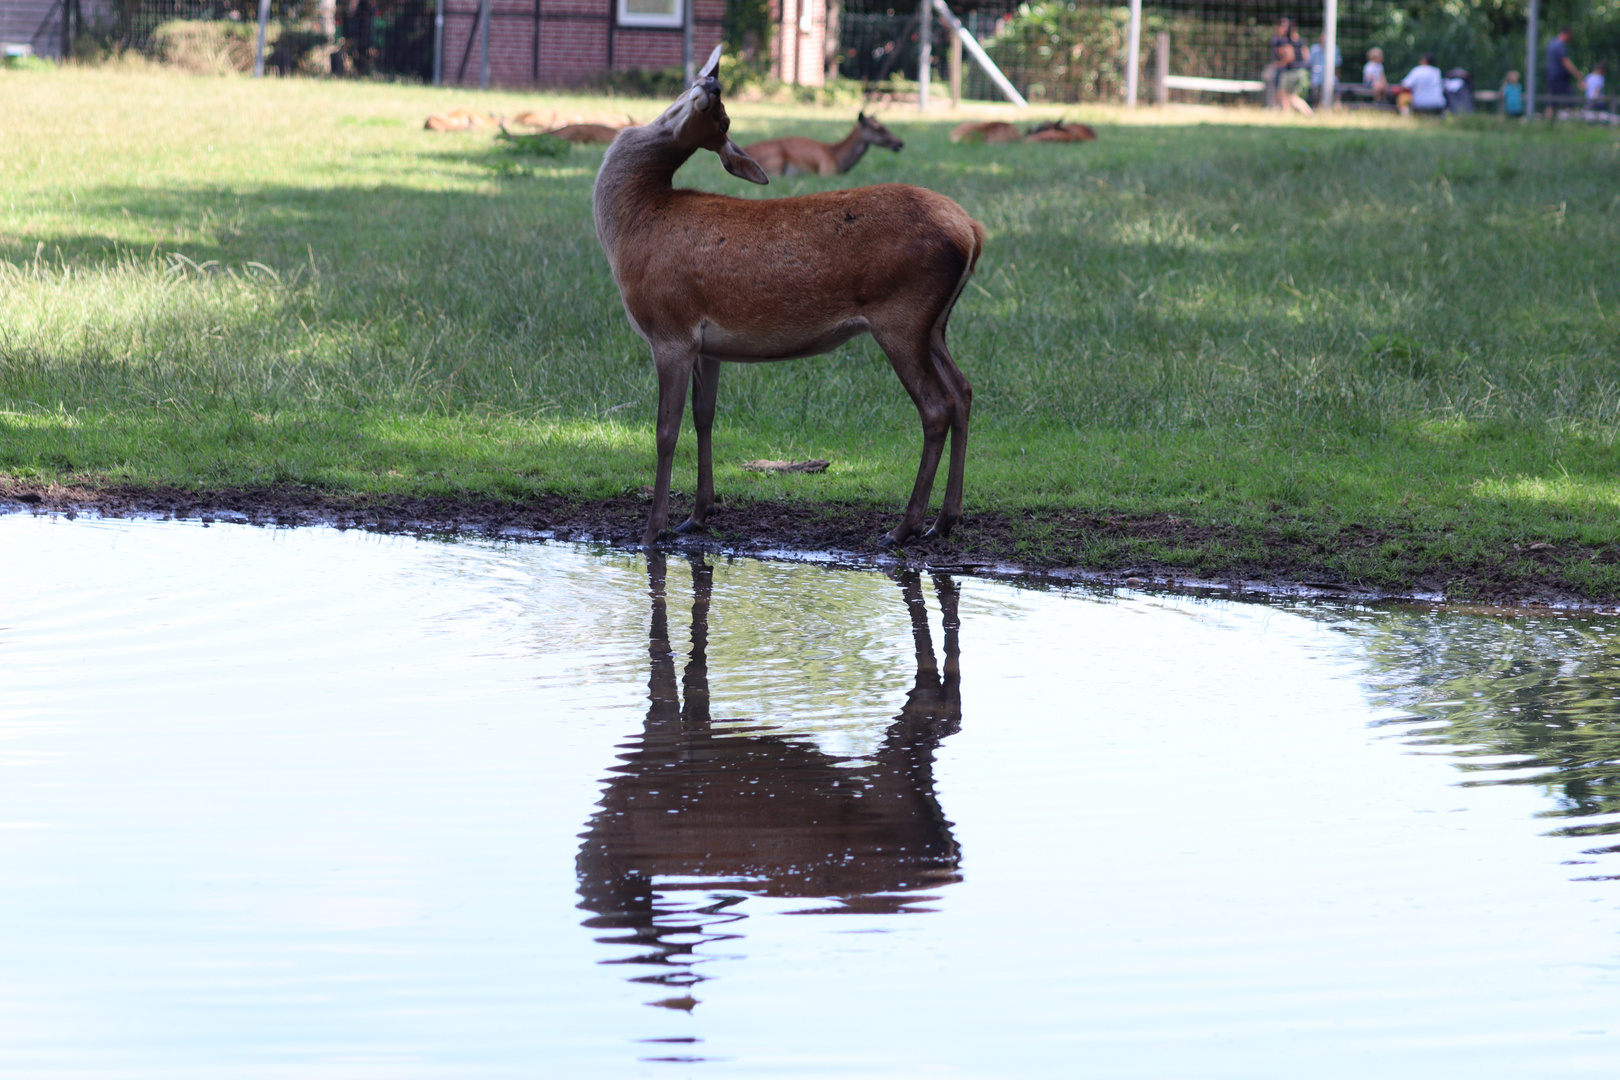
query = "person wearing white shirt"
(1397, 54, 1446, 115)
(1586, 63, 1608, 113)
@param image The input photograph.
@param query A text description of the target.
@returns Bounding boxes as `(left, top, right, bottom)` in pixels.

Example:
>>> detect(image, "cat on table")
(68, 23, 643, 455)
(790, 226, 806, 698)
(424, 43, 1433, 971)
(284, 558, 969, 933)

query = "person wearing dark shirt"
(1263, 18, 1294, 108)
(1546, 28, 1582, 115)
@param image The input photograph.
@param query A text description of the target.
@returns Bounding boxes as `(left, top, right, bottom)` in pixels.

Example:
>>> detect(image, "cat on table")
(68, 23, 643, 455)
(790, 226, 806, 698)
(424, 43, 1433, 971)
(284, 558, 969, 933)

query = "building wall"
(440, 0, 723, 87)
(769, 0, 825, 86)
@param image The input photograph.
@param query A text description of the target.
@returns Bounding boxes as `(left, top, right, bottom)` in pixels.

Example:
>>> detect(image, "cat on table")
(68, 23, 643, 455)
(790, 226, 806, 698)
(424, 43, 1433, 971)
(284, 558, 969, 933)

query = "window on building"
(617, 0, 683, 28)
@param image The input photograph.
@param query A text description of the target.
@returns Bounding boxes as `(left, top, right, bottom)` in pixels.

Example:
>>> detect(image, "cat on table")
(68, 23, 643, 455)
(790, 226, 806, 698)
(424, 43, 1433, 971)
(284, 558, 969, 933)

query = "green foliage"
(986, 2, 1129, 103)
(149, 19, 258, 75)
(1, 53, 57, 72)
(494, 128, 572, 158)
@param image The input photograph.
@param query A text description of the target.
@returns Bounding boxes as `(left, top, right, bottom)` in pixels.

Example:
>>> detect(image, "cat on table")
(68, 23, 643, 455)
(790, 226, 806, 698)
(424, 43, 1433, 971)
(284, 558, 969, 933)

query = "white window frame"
(616, 0, 683, 29)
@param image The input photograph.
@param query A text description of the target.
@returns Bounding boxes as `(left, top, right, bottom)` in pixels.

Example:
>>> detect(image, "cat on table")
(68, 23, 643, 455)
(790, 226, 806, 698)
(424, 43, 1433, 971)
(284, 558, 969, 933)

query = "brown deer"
(544, 122, 624, 144)
(1024, 119, 1097, 142)
(742, 112, 905, 177)
(949, 120, 1023, 143)
(593, 46, 983, 549)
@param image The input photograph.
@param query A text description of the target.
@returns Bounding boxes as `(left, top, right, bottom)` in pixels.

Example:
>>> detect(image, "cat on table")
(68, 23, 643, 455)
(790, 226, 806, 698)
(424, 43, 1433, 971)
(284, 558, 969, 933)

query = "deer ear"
(718, 139, 770, 185)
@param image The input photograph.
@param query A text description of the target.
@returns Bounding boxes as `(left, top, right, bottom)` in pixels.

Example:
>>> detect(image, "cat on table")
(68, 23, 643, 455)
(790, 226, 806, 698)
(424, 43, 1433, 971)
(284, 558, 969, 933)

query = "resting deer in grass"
(593, 46, 983, 548)
(742, 112, 905, 177)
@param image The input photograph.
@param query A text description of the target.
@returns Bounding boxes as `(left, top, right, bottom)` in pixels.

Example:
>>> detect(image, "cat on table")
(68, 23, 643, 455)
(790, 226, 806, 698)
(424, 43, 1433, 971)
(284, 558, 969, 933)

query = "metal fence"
(835, 0, 1543, 106)
(82, 0, 432, 77)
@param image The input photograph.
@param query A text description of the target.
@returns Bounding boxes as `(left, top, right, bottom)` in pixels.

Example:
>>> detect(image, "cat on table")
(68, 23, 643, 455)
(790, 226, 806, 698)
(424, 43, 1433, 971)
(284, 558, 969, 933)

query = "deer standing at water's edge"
(592, 46, 984, 548)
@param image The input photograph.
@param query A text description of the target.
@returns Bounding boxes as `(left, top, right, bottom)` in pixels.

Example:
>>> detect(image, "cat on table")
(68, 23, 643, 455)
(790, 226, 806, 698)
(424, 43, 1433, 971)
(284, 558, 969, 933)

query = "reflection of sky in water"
(4, 514, 1620, 1076)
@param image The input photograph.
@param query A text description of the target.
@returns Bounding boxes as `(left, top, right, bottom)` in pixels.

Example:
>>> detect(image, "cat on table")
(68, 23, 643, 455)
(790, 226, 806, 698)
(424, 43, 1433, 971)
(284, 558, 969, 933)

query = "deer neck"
(831, 126, 872, 174)
(593, 126, 695, 263)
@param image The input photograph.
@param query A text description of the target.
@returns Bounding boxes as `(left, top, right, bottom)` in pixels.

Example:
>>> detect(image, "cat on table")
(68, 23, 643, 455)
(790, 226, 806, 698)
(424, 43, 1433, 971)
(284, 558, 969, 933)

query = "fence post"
(433, 0, 444, 85)
(1155, 31, 1168, 105)
(1322, 0, 1337, 109)
(1124, 0, 1140, 106)
(479, 0, 490, 88)
(253, 0, 271, 77)
(949, 27, 961, 107)
(917, 0, 931, 110)
(1525, 0, 1538, 117)
(683, 0, 694, 84)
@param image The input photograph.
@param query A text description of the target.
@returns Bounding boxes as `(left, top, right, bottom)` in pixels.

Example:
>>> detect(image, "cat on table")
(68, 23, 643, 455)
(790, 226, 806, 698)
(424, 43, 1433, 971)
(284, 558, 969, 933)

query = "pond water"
(6, 513, 1620, 1077)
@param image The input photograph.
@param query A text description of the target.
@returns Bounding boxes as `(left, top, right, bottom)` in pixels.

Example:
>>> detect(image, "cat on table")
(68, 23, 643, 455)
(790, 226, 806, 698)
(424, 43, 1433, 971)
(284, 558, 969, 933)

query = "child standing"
(1363, 46, 1388, 101)
(1586, 62, 1608, 113)
(1500, 70, 1524, 116)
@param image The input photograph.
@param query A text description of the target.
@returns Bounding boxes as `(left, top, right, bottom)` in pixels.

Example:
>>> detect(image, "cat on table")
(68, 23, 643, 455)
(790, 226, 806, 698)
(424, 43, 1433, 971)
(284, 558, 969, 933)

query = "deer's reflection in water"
(576, 554, 963, 1010)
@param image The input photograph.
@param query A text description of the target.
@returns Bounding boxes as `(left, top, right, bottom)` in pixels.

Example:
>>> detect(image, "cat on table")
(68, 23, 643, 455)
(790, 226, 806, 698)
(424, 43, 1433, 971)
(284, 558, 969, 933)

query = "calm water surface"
(5, 514, 1620, 1077)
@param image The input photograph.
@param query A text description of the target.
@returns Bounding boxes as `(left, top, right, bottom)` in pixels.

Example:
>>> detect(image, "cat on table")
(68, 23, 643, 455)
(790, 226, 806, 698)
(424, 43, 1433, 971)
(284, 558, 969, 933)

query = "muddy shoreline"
(5, 479, 1616, 613)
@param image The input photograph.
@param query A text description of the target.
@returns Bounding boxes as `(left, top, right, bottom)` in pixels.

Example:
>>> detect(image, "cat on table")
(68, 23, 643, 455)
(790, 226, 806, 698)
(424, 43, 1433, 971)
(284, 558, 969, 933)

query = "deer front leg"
(675, 356, 722, 534)
(643, 346, 695, 547)
(921, 333, 972, 541)
(875, 326, 953, 549)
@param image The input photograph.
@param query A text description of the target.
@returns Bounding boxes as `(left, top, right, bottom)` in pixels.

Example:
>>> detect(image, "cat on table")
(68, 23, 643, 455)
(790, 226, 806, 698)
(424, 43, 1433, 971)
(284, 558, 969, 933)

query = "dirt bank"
(4, 478, 1615, 610)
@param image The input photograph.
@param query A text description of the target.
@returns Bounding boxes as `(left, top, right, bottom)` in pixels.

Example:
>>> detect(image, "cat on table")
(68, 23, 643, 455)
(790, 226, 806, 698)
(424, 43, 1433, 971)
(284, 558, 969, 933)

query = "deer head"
(857, 112, 905, 152)
(652, 45, 769, 185)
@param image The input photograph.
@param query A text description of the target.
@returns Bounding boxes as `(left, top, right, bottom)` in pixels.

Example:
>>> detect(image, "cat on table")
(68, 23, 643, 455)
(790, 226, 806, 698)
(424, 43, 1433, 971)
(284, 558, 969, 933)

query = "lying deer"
(949, 119, 1097, 144)
(545, 123, 624, 144)
(593, 46, 983, 548)
(1025, 119, 1097, 142)
(948, 120, 1023, 144)
(423, 107, 498, 132)
(742, 112, 905, 177)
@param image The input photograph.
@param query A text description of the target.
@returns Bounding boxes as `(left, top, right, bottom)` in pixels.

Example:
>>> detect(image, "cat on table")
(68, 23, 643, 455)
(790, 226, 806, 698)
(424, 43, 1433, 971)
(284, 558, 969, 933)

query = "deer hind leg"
(871, 321, 956, 549)
(643, 345, 695, 547)
(920, 325, 972, 541)
(675, 356, 721, 534)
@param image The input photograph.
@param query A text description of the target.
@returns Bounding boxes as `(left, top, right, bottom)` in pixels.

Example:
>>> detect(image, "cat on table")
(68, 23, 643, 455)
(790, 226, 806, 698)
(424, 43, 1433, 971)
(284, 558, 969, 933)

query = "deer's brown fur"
(949, 120, 1023, 143)
(743, 113, 904, 177)
(593, 49, 983, 548)
(545, 122, 624, 144)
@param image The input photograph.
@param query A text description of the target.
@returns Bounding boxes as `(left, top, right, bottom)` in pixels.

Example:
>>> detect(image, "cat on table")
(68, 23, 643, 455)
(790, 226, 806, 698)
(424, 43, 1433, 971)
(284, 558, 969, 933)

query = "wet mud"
(2, 477, 1614, 609)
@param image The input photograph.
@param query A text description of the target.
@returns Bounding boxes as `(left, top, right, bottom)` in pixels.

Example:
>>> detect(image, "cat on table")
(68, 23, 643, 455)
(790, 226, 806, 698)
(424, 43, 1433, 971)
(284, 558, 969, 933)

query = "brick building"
(438, 0, 724, 87)
(768, 0, 825, 87)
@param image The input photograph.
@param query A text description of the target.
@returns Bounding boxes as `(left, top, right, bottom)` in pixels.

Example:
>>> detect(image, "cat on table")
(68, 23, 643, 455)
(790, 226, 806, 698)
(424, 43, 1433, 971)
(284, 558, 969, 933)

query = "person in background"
(1546, 28, 1582, 116)
(1309, 32, 1342, 104)
(1263, 18, 1294, 109)
(1444, 68, 1475, 112)
(1278, 23, 1313, 114)
(1500, 70, 1524, 116)
(1363, 46, 1388, 101)
(1585, 62, 1608, 113)
(1395, 54, 1446, 116)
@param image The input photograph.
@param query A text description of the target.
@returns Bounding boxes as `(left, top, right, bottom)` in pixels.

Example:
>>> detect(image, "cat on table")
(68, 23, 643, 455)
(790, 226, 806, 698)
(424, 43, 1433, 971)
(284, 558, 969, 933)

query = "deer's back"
(610, 184, 981, 344)
(741, 135, 836, 176)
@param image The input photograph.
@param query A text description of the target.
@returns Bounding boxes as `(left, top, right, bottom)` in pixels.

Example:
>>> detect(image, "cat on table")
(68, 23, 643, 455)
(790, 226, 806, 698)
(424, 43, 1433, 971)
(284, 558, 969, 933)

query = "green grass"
(4, 63, 1620, 596)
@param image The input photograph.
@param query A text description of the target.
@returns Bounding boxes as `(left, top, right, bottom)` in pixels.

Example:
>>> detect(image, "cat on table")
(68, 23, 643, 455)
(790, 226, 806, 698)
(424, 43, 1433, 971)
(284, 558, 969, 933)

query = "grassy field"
(4, 63, 1620, 598)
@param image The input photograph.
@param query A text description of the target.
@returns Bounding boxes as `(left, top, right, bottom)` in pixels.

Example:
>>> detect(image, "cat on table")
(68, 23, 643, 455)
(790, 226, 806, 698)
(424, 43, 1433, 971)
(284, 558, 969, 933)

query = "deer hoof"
(672, 519, 706, 535)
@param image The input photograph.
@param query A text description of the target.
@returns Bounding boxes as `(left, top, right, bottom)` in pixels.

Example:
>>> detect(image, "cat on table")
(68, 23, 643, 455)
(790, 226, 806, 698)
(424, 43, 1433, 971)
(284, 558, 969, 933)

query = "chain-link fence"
(85, 0, 431, 77)
(836, 0, 1577, 107)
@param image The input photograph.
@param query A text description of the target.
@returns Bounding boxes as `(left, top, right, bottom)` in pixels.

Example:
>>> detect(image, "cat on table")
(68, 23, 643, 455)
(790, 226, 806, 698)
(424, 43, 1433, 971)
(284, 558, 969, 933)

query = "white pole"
(433, 0, 444, 85)
(917, 0, 931, 111)
(253, 0, 271, 77)
(1321, 0, 1337, 108)
(931, 0, 1027, 107)
(1124, 0, 1140, 106)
